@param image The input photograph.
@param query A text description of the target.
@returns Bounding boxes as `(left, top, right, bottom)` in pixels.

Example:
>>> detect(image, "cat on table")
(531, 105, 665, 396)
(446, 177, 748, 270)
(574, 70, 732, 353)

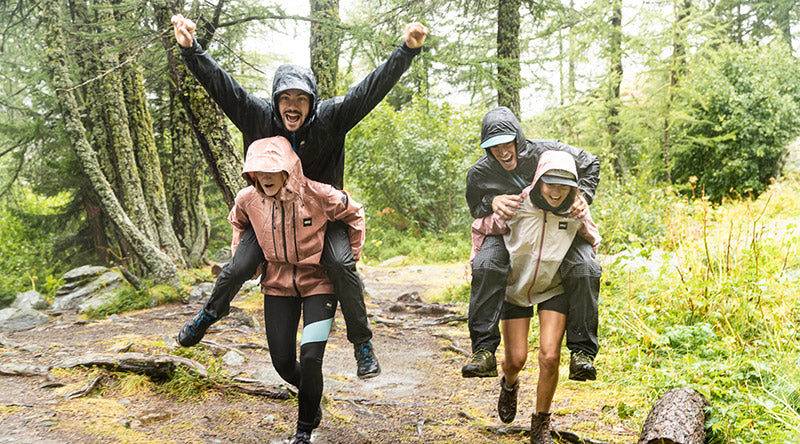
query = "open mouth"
(283, 112, 301, 126)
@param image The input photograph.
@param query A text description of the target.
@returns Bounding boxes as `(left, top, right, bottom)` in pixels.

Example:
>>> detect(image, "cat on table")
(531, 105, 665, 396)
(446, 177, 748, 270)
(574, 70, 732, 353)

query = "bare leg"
(499, 317, 531, 386)
(536, 309, 567, 414)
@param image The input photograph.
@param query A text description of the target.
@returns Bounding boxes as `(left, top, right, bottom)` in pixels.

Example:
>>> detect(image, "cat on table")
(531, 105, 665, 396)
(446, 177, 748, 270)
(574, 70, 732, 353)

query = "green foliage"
(345, 98, 483, 232)
(0, 189, 75, 307)
(83, 284, 180, 320)
(671, 42, 800, 202)
(361, 226, 471, 265)
(432, 281, 471, 304)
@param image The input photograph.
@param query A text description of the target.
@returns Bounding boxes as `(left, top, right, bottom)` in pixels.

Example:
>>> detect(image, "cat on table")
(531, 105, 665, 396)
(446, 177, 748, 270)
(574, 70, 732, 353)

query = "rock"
(377, 256, 407, 267)
(0, 307, 50, 332)
(12, 290, 49, 310)
(77, 290, 119, 314)
(241, 279, 260, 293)
(213, 247, 232, 263)
(61, 265, 108, 283)
(188, 282, 214, 302)
(53, 271, 123, 311)
(222, 350, 246, 366)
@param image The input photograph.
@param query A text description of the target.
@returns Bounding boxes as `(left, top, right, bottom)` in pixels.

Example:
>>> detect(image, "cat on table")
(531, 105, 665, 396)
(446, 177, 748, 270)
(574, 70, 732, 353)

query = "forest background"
(1, 0, 800, 442)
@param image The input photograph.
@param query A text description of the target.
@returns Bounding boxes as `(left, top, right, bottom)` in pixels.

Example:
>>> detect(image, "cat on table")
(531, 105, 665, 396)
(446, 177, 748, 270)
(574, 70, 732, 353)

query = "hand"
(492, 194, 523, 220)
(403, 22, 428, 49)
(568, 193, 588, 219)
(171, 14, 196, 48)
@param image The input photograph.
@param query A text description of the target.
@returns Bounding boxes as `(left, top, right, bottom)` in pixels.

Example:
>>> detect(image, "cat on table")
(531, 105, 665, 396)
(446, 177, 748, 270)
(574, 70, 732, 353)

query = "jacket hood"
(272, 64, 318, 130)
(242, 136, 304, 200)
(479, 107, 526, 162)
(532, 150, 579, 188)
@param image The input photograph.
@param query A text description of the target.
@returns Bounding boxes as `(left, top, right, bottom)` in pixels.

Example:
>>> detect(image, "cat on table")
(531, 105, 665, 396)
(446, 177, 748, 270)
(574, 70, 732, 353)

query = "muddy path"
(0, 264, 637, 443)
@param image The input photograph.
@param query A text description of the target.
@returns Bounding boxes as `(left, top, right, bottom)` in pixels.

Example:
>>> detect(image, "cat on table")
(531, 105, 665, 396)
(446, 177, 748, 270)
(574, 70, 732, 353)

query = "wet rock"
(0, 307, 50, 332)
(61, 265, 108, 284)
(222, 350, 246, 366)
(388, 304, 407, 313)
(397, 292, 423, 304)
(53, 271, 123, 311)
(188, 282, 213, 301)
(213, 247, 232, 263)
(11, 290, 49, 311)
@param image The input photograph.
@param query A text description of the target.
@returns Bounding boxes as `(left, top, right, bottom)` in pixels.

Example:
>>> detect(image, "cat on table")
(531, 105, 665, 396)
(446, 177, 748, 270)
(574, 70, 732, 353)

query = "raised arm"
(172, 15, 271, 135)
(320, 22, 428, 133)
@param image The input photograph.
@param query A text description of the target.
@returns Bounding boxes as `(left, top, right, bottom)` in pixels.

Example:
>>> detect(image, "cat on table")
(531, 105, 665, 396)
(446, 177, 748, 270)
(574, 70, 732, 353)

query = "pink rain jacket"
(471, 150, 601, 307)
(228, 137, 365, 297)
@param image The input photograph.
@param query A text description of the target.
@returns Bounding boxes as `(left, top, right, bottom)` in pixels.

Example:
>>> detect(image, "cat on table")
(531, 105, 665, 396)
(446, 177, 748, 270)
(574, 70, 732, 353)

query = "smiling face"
(252, 171, 288, 197)
(488, 141, 517, 171)
(276, 89, 311, 132)
(539, 182, 572, 208)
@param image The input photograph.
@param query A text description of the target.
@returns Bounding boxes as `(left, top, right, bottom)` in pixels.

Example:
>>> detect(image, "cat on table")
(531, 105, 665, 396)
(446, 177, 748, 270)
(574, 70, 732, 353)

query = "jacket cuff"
(178, 38, 201, 56)
(400, 43, 422, 56)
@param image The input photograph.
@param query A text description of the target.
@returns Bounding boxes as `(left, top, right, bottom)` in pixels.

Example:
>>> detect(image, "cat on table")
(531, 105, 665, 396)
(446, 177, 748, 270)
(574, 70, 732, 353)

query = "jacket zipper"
(292, 201, 299, 262)
(281, 201, 300, 296)
(526, 211, 547, 305)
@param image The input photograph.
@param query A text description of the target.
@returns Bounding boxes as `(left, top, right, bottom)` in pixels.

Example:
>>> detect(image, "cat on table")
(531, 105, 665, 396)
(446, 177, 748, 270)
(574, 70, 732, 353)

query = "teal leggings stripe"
(300, 317, 334, 346)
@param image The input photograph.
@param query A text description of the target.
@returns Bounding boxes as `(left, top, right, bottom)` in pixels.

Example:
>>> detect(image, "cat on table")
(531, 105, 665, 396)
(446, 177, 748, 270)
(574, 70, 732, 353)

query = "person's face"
(540, 182, 571, 208)
(252, 171, 288, 197)
(277, 89, 311, 132)
(488, 141, 517, 171)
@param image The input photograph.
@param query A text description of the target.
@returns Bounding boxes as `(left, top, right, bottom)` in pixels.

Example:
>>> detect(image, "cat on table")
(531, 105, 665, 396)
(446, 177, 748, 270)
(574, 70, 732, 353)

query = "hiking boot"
(497, 376, 519, 423)
(461, 349, 498, 378)
(530, 412, 554, 444)
(568, 351, 597, 381)
(177, 309, 217, 347)
(290, 430, 311, 444)
(355, 341, 381, 379)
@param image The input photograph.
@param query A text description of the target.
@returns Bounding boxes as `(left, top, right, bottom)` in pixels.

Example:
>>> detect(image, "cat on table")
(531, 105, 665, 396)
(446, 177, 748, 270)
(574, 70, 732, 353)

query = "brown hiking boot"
(530, 412, 554, 444)
(461, 349, 498, 378)
(568, 351, 597, 381)
(497, 376, 519, 423)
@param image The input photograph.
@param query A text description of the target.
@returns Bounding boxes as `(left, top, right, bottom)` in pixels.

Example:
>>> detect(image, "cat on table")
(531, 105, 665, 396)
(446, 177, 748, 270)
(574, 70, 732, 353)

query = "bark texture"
(607, 0, 625, 177)
(638, 387, 709, 444)
(310, 0, 342, 100)
(43, 0, 179, 286)
(497, 0, 521, 116)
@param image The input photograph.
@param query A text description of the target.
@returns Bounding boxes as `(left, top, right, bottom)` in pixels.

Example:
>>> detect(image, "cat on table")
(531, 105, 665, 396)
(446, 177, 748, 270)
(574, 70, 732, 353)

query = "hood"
(272, 64, 318, 130)
(532, 150, 579, 188)
(242, 136, 304, 200)
(479, 106, 526, 162)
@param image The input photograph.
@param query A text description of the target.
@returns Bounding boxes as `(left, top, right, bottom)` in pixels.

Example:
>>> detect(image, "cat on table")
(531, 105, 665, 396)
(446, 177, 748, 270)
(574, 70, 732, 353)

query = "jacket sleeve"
(322, 44, 420, 134)
(322, 189, 366, 261)
(179, 39, 271, 136)
(548, 141, 601, 205)
(226, 192, 251, 255)
(465, 167, 496, 219)
(576, 209, 602, 255)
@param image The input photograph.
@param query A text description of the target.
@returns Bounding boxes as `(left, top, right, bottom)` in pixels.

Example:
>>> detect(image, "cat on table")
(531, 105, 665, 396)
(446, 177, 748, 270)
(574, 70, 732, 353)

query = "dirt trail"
(0, 263, 636, 443)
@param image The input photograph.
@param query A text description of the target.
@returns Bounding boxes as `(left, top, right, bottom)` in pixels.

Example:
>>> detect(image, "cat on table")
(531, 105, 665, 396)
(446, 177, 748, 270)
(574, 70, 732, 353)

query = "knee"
(504, 352, 527, 374)
(538, 349, 560, 373)
(272, 357, 297, 379)
(299, 354, 323, 373)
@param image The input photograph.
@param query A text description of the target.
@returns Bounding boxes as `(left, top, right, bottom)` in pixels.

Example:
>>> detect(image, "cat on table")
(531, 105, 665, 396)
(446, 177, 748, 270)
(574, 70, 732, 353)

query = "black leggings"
(264, 293, 337, 433)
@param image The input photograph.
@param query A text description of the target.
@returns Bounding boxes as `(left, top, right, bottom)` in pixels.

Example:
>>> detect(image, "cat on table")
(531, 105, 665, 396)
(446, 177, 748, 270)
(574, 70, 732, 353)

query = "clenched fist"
(171, 14, 196, 48)
(403, 22, 428, 49)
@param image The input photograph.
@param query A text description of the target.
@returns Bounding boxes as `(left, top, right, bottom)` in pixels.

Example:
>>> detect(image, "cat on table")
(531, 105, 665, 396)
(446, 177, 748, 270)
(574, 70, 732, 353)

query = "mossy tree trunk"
(607, 0, 625, 177)
(497, 0, 521, 117)
(310, 0, 342, 100)
(43, 0, 179, 286)
(153, 0, 245, 209)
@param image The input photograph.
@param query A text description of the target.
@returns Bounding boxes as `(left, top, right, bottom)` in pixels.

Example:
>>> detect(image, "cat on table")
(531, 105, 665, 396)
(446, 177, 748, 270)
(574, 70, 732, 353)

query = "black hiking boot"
(290, 430, 311, 444)
(355, 341, 381, 379)
(461, 349, 498, 378)
(530, 412, 554, 444)
(568, 351, 597, 381)
(177, 309, 217, 347)
(497, 376, 519, 423)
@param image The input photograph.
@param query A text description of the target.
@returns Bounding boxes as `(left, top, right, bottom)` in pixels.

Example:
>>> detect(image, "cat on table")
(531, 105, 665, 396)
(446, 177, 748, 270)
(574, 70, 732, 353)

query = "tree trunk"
(638, 387, 709, 444)
(153, 0, 245, 209)
(310, 0, 342, 100)
(664, 0, 690, 182)
(168, 91, 211, 267)
(43, 0, 179, 286)
(567, 0, 576, 102)
(121, 62, 187, 267)
(607, 0, 625, 177)
(497, 0, 521, 116)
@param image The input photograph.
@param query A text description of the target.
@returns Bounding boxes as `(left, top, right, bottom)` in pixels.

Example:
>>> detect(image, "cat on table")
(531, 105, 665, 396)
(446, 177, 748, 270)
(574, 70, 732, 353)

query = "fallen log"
(55, 352, 208, 379)
(638, 387, 709, 444)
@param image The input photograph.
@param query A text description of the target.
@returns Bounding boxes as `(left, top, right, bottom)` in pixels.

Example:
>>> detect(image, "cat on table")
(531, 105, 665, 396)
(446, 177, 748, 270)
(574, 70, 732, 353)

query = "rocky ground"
(0, 263, 638, 444)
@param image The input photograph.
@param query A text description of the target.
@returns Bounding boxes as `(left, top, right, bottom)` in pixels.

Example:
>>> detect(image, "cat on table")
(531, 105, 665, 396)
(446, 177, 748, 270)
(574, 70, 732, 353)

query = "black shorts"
(500, 292, 569, 320)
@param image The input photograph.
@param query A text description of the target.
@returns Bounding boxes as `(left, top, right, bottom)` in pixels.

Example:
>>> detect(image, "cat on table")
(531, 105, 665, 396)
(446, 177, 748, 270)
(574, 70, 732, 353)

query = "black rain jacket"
(465, 107, 601, 219)
(180, 40, 420, 189)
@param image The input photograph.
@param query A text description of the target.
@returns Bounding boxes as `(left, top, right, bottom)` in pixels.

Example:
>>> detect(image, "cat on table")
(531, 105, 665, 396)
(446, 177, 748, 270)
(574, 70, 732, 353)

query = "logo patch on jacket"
(303, 218, 312, 227)
(558, 221, 568, 230)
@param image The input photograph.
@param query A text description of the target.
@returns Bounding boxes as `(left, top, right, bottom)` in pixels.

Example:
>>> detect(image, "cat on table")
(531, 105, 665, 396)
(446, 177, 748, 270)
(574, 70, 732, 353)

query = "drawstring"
(291, 132, 296, 151)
